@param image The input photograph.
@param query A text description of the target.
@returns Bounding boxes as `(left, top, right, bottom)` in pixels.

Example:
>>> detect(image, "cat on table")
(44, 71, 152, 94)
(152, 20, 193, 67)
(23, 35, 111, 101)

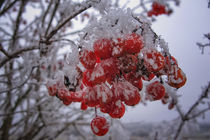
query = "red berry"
(83, 87, 99, 107)
(153, 2, 166, 15)
(112, 38, 126, 57)
(146, 81, 165, 101)
(167, 66, 186, 89)
(142, 73, 155, 81)
(62, 98, 72, 106)
(70, 91, 84, 102)
(46, 83, 58, 96)
(156, 56, 177, 76)
(80, 50, 96, 69)
(81, 102, 88, 110)
(91, 116, 109, 136)
(109, 101, 125, 118)
(94, 83, 113, 105)
(165, 56, 178, 67)
(162, 55, 178, 74)
(96, 57, 101, 63)
(91, 64, 107, 85)
(131, 79, 143, 91)
(57, 88, 72, 105)
(93, 38, 113, 59)
(143, 48, 165, 72)
(112, 81, 141, 106)
(123, 72, 143, 91)
(124, 89, 141, 106)
(57, 88, 69, 100)
(147, 10, 154, 17)
(168, 102, 175, 110)
(123, 33, 143, 54)
(148, 2, 167, 17)
(111, 82, 125, 101)
(161, 93, 169, 104)
(83, 63, 110, 87)
(82, 69, 94, 87)
(100, 57, 119, 80)
(100, 101, 115, 114)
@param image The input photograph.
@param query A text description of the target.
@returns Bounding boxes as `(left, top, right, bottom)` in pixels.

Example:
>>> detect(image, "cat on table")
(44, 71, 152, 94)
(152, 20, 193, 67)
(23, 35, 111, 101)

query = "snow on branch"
(43, 0, 101, 44)
(173, 82, 210, 140)
(197, 33, 210, 54)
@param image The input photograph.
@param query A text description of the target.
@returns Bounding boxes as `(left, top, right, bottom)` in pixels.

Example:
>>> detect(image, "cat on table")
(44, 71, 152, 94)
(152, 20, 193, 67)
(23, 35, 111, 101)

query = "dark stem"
(0, 0, 20, 16)
(173, 121, 185, 140)
(44, 0, 93, 43)
(95, 107, 97, 117)
(44, 0, 60, 37)
(11, 0, 27, 48)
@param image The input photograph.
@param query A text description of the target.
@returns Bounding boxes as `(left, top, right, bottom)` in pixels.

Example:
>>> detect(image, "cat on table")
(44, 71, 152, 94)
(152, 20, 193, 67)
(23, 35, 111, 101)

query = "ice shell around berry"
(146, 81, 165, 101)
(91, 116, 109, 136)
(93, 38, 113, 59)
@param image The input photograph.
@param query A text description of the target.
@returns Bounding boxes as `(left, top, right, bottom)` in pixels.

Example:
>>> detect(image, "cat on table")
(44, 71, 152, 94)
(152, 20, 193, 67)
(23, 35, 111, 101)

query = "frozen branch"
(173, 82, 210, 140)
(0, 0, 20, 16)
(0, 43, 10, 57)
(11, 0, 27, 48)
(41, 0, 53, 28)
(197, 33, 210, 54)
(186, 82, 210, 116)
(43, 0, 98, 43)
(188, 107, 210, 120)
(0, 65, 38, 94)
(44, 0, 60, 37)
(0, 46, 39, 68)
(175, 104, 184, 120)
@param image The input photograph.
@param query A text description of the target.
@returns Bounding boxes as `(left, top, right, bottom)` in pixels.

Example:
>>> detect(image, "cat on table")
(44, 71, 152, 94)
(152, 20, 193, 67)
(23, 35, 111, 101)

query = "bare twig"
(188, 107, 210, 120)
(0, 43, 10, 57)
(174, 121, 185, 140)
(197, 42, 210, 54)
(154, 131, 158, 140)
(185, 83, 210, 116)
(208, 0, 210, 8)
(0, 46, 39, 68)
(0, 0, 20, 16)
(175, 104, 184, 121)
(197, 33, 210, 54)
(0, 109, 34, 117)
(0, 65, 38, 94)
(44, 0, 60, 37)
(41, 0, 53, 28)
(44, 0, 96, 43)
(173, 82, 210, 140)
(0, 26, 12, 36)
(73, 123, 86, 140)
(11, 0, 28, 48)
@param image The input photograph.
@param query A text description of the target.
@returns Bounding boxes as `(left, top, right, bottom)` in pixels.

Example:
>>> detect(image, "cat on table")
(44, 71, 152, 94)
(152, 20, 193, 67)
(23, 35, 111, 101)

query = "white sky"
(121, 0, 210, 123)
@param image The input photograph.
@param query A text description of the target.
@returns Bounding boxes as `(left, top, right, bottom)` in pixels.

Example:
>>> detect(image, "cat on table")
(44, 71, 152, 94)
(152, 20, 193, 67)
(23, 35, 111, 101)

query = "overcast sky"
(121, 0, 210, 123)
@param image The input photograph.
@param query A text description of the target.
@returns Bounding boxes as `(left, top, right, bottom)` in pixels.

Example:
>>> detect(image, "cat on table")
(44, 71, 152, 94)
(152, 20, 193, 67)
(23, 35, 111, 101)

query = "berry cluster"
(46, 32, 186, 136)
(147, 1, 168, 17)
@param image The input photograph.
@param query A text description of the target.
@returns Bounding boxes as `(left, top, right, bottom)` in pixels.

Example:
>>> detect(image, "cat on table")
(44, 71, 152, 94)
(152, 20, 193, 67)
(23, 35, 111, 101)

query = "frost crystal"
(92, 0, 112, 14)
(79, 8, 142, 50)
